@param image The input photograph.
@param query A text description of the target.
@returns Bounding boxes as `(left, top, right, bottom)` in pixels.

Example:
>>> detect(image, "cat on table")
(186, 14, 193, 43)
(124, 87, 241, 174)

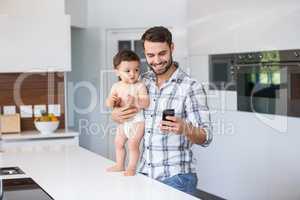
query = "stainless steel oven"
(209, 54, 236, 90)
(235, 49, 300, 117)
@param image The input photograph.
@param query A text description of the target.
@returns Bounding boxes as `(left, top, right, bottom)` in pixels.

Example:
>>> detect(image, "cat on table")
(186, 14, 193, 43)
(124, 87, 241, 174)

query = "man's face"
(144, 41, 174, 76)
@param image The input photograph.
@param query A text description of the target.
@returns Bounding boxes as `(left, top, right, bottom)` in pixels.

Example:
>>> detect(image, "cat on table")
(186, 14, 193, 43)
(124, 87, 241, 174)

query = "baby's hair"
(113, 50, 140, 69)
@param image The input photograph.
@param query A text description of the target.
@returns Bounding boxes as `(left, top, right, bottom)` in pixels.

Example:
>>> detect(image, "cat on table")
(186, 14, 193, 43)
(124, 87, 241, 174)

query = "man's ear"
(170, 43, 175, 53)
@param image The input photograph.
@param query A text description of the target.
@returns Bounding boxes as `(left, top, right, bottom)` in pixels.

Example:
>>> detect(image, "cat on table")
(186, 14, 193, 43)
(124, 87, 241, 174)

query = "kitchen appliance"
(162, 109, 175, 121)
(0, 167, 25, 176)
(209, 54, 236, 90)
(0, 178, 54, 200)
(234, 49, 300, 117)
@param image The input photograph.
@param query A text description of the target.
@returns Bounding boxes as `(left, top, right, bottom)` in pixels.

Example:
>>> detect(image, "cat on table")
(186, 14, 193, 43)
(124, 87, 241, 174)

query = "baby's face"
(116, 61, 140, 84)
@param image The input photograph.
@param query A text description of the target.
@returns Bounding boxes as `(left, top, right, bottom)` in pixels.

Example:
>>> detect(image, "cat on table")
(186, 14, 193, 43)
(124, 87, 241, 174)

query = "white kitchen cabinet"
(187, 0, 300, 54)
(0, 15, 71, 72)
(0, 0, 65, 16)
(65, 0, 87, 28)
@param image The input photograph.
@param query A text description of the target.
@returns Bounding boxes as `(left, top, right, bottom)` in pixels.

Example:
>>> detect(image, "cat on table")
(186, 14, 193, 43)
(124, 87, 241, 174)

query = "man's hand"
(160, 116, 187, 134)
(111, 105, 138, 124)
(160, 116, 207, 145)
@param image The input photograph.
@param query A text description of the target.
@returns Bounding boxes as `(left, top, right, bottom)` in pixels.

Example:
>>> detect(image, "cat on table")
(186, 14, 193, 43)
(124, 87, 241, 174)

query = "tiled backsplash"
(0, 72, 65, 131)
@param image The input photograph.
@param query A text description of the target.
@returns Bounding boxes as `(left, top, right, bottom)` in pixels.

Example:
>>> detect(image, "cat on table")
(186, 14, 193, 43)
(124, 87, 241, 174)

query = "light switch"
(20, 105, 33, 118)
(34, 105, 47, 117)
(48, 104, 61, 117)
(3, 105, 16, 115)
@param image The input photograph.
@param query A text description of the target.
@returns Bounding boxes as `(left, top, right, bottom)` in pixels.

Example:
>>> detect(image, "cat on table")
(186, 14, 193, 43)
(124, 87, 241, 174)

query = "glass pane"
(134, 40, 145, 59)
(271, 71, 280, 85)
(118, 40, 132, 51)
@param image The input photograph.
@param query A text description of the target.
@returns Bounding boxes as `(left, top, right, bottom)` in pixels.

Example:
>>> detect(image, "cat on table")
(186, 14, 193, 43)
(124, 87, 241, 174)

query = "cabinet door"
(0, 16, 71, 72)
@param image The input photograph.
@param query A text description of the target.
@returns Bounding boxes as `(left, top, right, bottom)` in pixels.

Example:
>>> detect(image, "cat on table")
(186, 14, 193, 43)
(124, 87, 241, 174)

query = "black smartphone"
(162, 109, 175, 121)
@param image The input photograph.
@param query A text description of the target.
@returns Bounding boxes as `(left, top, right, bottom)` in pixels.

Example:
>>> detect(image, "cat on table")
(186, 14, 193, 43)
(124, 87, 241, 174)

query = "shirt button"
(150, 115, 153, 117)
(148, 163, 151, 167)
(146, 146, 150, 150)
(153, 99, 156, 102)
(148, 131, 150, 133)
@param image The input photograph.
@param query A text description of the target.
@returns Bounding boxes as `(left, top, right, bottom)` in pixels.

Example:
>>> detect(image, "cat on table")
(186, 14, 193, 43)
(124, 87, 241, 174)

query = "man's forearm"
(111, 106, 138, 124)
(183, 123, 207, 145)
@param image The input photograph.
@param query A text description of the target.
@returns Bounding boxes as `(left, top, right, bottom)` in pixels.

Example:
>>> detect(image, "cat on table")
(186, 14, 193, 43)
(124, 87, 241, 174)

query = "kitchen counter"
(0, 146, 199, 200)
(1, 129, 79, 141)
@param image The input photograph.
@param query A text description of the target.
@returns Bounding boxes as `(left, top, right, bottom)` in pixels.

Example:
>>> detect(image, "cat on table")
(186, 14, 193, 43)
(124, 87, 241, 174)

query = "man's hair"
(141, 26, 173, 47)
(113, 49, 140, 69)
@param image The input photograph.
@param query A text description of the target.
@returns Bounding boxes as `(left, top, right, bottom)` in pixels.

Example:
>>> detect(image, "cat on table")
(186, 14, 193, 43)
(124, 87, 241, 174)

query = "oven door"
(236, 63, 288, 115)
(287, 65, 300, 117)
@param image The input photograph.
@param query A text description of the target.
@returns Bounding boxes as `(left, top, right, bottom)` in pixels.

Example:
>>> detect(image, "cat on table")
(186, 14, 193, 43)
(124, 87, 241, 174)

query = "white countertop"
(1, 129, 79, 141)
(0, 146, 199, 200)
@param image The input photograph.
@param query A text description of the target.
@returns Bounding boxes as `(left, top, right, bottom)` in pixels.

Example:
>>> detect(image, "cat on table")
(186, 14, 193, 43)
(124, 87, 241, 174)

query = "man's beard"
(148, 56, 173, 76)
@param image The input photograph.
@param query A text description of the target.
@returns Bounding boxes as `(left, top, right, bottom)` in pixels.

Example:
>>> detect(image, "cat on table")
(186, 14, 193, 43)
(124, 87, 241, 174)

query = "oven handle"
(234, 62, 300, 68)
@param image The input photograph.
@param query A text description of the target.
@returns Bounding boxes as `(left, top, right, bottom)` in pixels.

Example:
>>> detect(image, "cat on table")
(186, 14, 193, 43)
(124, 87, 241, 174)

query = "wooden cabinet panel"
(0, 72, 65, 131)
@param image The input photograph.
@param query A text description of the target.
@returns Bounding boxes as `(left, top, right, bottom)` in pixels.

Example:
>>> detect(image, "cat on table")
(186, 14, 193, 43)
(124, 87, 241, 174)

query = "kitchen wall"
(187, 0, 300, 199)
(0, 73, 65, 131)
(67, 0, 188, 157)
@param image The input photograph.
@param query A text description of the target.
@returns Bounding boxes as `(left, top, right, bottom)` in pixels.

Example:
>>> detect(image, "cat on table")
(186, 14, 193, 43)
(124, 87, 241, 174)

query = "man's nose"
(154, 56, 162, 65)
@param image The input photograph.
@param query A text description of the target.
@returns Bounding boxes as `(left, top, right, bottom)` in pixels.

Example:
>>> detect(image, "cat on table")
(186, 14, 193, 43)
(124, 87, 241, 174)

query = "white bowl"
(34, 121, 59, 134)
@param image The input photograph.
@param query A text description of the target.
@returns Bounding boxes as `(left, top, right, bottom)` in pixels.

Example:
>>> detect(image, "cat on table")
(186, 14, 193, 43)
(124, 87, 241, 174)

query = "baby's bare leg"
(124, 122, 145, 176)
(107, 126, 127, 172)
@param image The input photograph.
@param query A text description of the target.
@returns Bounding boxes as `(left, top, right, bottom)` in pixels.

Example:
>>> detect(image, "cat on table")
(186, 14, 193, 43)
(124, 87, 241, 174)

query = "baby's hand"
(111, 93, 121, 107)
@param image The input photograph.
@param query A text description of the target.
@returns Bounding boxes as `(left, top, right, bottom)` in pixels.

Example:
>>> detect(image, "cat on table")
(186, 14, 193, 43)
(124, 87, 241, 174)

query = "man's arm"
(136, 82, 150, 109)
(183, 123, 208, 145)
(160, 81, 212, 147)
(111, 105, 138, 124)
(160, 117, 208, 145)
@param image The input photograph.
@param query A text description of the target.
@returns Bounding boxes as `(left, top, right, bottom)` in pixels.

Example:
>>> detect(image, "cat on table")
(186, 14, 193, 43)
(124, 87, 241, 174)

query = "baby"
(106, 50, 150, 176)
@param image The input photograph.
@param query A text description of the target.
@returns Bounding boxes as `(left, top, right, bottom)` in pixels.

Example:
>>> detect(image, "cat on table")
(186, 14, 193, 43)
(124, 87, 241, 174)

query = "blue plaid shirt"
(138, 65, 213, 180)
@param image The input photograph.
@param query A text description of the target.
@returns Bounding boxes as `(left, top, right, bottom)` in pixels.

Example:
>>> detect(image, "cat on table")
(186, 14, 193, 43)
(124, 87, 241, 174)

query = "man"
(112, 26, 213, 196)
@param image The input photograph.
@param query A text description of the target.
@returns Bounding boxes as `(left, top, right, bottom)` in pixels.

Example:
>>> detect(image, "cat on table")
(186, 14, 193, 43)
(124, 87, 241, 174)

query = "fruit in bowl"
(34, 112, 59, 134)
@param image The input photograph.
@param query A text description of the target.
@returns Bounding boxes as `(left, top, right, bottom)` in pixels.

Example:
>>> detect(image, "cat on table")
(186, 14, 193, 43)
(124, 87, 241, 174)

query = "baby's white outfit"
(122, 110, 144, 138)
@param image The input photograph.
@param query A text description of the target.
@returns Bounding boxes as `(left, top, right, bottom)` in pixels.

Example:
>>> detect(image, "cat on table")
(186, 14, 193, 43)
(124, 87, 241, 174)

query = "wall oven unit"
(235, 49, 300, 117)
(209, 54, 236, 90)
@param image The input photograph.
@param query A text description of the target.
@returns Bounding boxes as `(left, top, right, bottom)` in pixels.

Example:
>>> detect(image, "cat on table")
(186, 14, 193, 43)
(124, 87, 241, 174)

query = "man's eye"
(135, 69, 139, 72)
(125, 70, 130, 73)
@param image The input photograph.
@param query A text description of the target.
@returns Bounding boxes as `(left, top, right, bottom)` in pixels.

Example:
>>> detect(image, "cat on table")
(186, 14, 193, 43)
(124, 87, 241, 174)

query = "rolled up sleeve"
(185, 81, 213, 147)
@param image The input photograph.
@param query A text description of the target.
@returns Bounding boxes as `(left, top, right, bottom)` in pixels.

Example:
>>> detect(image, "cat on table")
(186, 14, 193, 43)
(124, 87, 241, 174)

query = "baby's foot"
(106, 165, 125, 172)
(124, 168, 136, 176)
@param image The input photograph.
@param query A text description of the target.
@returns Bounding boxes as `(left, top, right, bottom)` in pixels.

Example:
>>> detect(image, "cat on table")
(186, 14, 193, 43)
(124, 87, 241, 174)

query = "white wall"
(187, 0, 300, 199)
(68, 0, 188, 157)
